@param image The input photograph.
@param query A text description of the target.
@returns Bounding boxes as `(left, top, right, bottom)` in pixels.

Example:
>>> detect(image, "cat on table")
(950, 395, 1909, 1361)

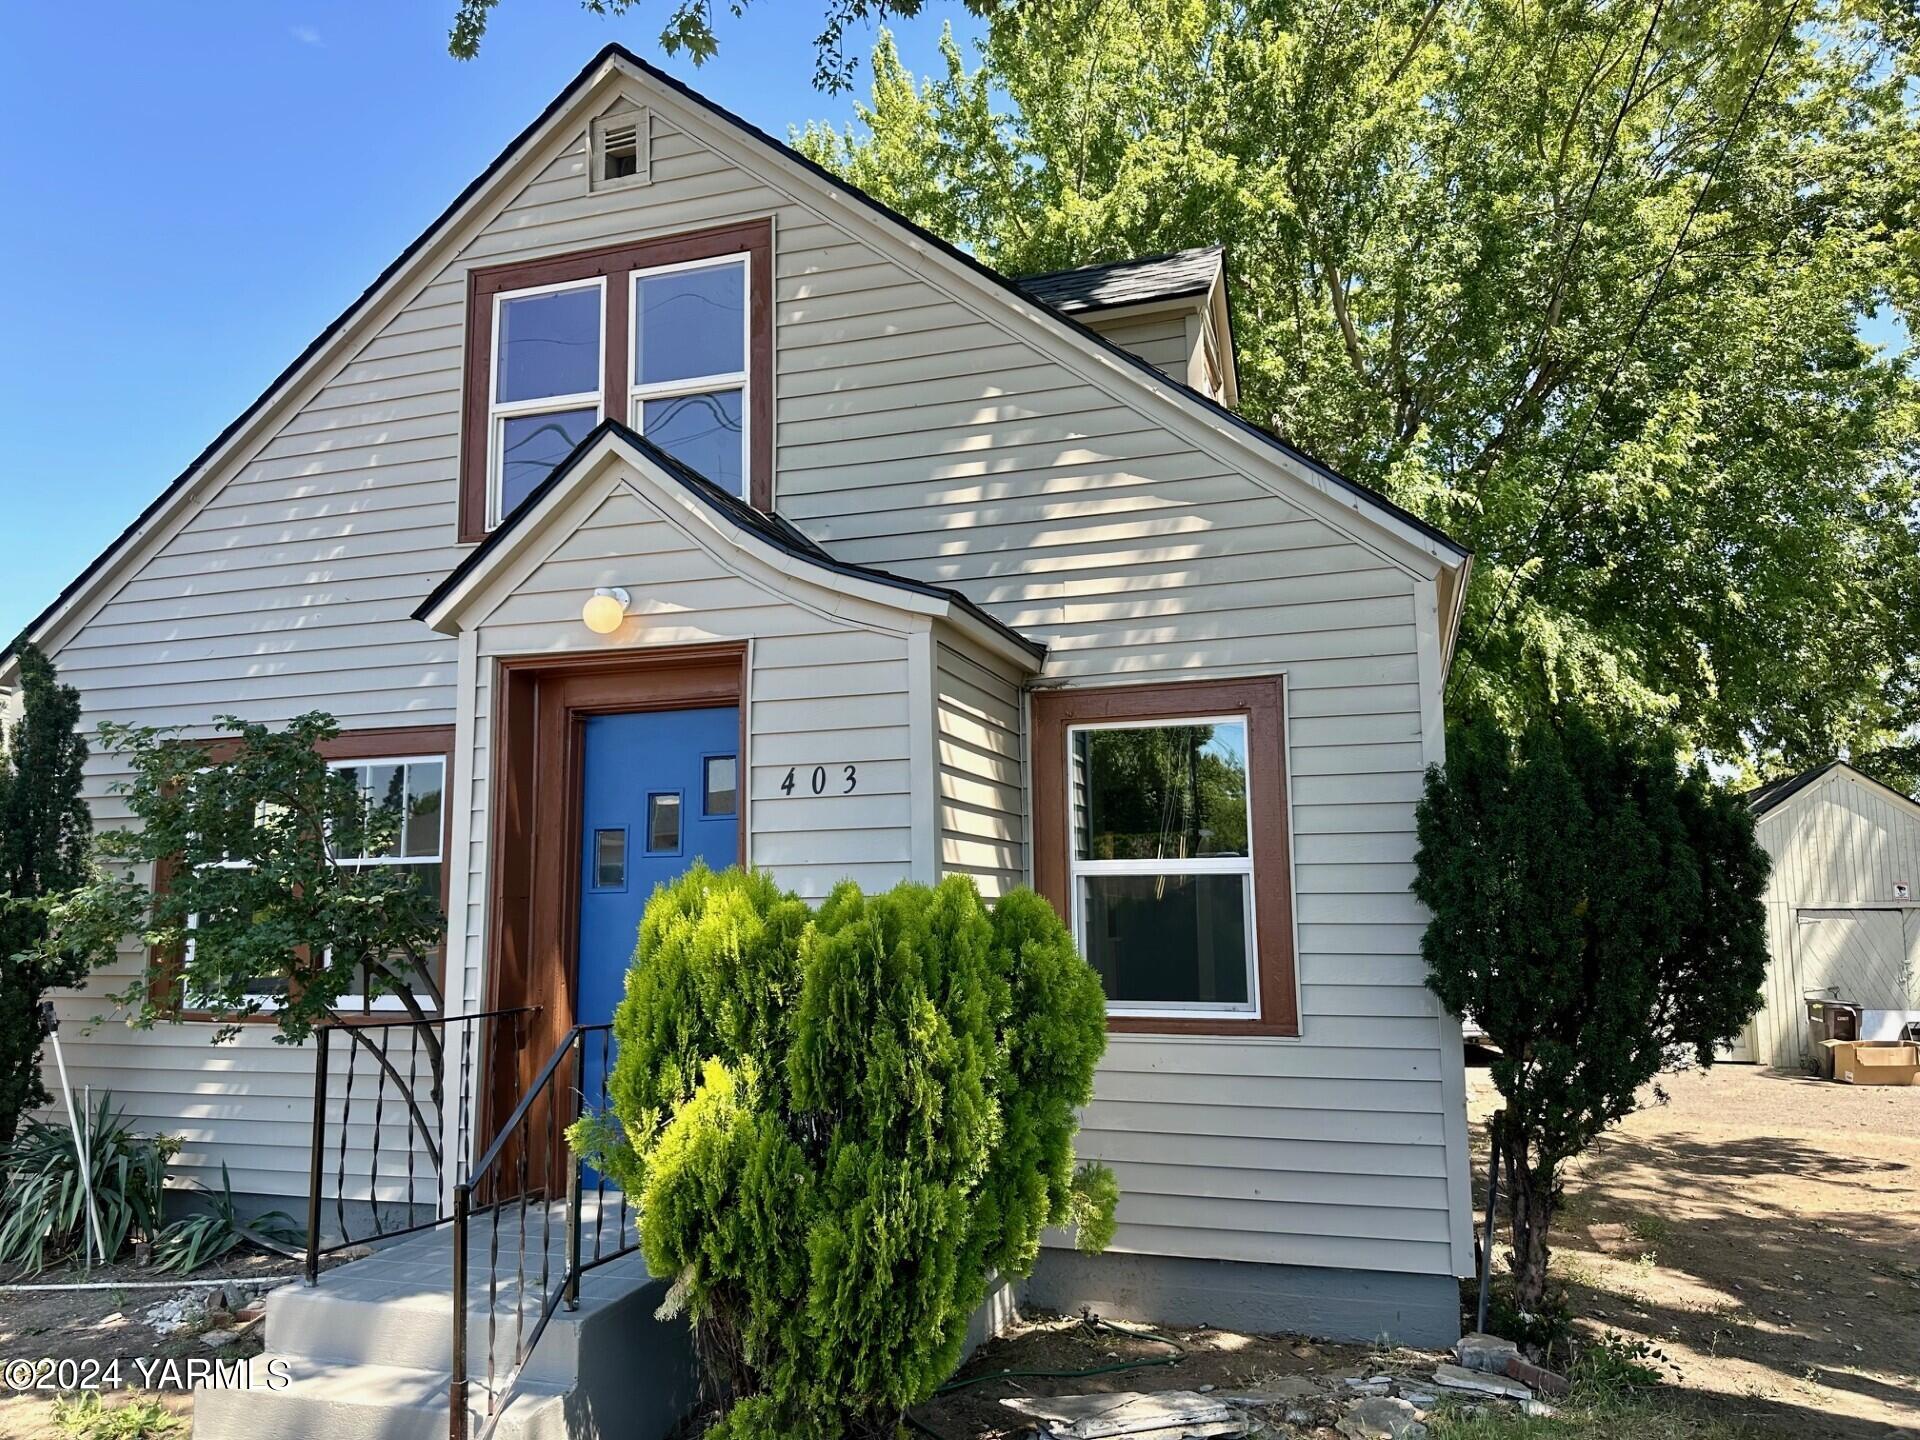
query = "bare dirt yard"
(0, 1252, 292, 1439)
(1465, 1062, 1920, 1439)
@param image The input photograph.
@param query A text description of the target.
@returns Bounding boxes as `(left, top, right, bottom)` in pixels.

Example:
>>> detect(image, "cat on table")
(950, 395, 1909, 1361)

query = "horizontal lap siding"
(465, 479, 918, 1016)
(38, 89, 1464, 1275)
(934, 638, 1027, 898)
(1083, 310, 1192, 379)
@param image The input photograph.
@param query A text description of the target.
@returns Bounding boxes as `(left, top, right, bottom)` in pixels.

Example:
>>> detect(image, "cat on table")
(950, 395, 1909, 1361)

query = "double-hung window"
(1069, 717, 1256, 1014)
(461, 221, 773, 540)
(329, 756, 446, 1013)
(1033, 677, 1298, 1036)
(487, 279, 606, 525)
(630, 255, 748, 497)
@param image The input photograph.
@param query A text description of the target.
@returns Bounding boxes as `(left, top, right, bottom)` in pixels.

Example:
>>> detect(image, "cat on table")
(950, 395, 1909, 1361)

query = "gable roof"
(4, 43, 1468, 678)
(1017, 246, 1223, 315)
(416, 419, 1046, 667)
(1746, 760, 1920, 819)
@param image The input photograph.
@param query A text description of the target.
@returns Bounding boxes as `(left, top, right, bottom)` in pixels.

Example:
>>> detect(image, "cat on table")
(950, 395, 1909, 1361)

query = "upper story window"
(490, 280, 605, 525)
(631, 257, 748, 497)
(459, 220, 773, 543)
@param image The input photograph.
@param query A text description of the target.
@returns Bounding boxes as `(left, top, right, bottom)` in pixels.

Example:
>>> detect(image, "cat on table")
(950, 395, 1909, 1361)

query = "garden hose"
(907, 1313, 1187, 1436)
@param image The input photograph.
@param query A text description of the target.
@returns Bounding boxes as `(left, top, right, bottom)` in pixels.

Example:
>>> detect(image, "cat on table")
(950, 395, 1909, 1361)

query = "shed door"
(1796, 909, 1908, 1001)
(1790, 908, 1910, 1059)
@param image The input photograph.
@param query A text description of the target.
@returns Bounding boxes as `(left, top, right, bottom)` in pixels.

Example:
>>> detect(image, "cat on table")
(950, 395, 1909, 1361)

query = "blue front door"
(577, 706, 740, 1103)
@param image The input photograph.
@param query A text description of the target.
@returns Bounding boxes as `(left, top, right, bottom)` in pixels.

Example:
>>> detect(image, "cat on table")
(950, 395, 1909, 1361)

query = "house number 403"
(779, 764, 857, 796)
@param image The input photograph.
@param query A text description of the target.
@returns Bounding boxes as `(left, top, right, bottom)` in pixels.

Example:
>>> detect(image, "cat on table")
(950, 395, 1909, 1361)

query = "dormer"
(1017, 246, 1240, 408)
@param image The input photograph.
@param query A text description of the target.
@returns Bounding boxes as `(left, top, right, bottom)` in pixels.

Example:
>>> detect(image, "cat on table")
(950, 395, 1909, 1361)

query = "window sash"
(487, 277, 607, 527)
(326, 756, 446, 1011)
(1067, 714, 1260, 1018)
(629, 253, 751, 496)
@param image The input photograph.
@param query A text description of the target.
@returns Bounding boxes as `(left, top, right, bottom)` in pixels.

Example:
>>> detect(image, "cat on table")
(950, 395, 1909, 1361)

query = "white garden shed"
(1738, 762, 1920, 1067)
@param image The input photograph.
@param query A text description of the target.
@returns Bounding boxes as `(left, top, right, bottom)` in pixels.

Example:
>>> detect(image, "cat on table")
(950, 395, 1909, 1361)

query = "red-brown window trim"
(1031, 676, 1299, 1037)
(458, 218, 775, 542)
(148, 724, 457, 1025)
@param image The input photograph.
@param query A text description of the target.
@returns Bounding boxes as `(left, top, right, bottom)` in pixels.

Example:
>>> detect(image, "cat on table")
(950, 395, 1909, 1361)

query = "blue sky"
(0, 1, 984, 644)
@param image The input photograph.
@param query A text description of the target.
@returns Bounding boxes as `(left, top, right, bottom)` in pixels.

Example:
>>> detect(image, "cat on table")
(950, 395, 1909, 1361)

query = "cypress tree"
(0, 644, 93, 1149)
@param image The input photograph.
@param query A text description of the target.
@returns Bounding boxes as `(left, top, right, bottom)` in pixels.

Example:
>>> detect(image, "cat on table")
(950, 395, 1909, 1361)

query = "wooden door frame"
(481, 642, 748, 1151)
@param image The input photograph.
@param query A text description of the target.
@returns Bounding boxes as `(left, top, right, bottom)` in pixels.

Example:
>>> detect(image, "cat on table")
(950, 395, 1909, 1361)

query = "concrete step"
(193, 1355, 571, 1440)
(194, 1201, 694, 1440)
(261, 1259, 650, 1383)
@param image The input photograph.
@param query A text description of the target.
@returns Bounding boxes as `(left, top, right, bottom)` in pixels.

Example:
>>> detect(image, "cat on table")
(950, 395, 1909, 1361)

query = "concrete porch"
(193, 1196, 696, 1440)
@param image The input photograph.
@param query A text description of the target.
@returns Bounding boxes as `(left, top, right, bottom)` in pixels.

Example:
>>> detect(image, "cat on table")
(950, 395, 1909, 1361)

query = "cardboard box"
(1827, 1040, 1920, 1086)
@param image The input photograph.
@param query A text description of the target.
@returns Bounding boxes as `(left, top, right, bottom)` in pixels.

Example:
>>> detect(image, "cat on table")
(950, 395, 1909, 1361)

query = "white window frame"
(487, 275, 608, 527)
(628, 251, 751, 498)
(1066, 713, 1261, 1020)
(326, 755, 448, 1013)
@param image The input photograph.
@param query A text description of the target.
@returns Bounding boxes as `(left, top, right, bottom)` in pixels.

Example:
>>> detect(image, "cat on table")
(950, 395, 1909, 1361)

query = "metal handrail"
(302, 1007, 539, 1286)
(450, 1021, 631, 1440)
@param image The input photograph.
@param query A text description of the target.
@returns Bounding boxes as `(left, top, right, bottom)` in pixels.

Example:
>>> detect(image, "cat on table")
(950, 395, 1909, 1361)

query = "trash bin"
(1806, 999, 1862, 1075)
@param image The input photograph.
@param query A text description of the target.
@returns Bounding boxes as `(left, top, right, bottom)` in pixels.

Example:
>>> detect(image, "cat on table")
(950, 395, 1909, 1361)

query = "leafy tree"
(797, 2, 1920, 789)
(573, 866, 1115, 1439)
(1413, 710, 1769, 1317)
(0, 645, 93, 1149)
(446, 0, 1006, 91)
(43, 714, 452, 1162)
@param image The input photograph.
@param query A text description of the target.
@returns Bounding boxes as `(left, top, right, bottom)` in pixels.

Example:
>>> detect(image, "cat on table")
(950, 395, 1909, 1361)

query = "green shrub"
(573, 867, 1115, 1439)
(52, 1393, 184, 1439)
(0, 1092, 175, 1273)
(152, 1162, 301, 1274)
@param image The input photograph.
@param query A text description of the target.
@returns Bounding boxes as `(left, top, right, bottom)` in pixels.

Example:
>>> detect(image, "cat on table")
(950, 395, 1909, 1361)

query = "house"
(3, 43, 1476, 1421)
(1736, 762, 1920, 1067)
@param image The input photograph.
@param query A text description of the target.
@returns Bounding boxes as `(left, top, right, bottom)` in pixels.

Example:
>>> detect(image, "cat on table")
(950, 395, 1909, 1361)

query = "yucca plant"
(0, 1092, 175, 1273)
(152, 1163, 299, 1274)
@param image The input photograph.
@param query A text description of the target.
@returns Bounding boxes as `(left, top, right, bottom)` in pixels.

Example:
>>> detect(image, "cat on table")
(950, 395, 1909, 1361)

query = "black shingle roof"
(1016, 246, 1224, 315)
(413, 419, 1045, 660)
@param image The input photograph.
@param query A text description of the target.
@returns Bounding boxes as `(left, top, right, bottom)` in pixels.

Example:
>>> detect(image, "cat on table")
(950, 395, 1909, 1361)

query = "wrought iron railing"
(302, 1007, 538, 1285)
(450, 1022, 635, 1440)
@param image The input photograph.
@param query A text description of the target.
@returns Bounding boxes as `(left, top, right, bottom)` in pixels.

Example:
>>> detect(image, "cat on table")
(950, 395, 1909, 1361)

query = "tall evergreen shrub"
(1414, 711, 1770, 1318)
(576, 867, 1116, 1439)
(0, 645, 93, 1150)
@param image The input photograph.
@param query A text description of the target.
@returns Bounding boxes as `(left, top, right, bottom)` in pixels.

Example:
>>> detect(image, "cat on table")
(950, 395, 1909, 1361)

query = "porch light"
(582, 587, 631, 635)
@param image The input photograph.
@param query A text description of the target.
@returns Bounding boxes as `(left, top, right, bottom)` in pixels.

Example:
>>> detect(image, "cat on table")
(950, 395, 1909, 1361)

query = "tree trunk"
(1502, 1126, 1557, 1319)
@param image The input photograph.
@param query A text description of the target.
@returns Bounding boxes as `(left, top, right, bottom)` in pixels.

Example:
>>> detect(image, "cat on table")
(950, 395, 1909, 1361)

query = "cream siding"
(933, 636, 1027, 898)
(1083, 309, 1193, 378)
(32, 66, 1470, 1286)
(1745, 770, 1920, 1067)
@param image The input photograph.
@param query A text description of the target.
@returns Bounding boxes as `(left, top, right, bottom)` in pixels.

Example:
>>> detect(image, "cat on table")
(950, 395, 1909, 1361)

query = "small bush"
(0, 1093, 174, 1273)
(1573, 1330, 1677, 1393)
(574, 867, 1116, 1439)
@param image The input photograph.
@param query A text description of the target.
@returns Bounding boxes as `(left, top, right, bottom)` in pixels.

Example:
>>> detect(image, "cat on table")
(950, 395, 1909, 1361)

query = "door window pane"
(704, 755, 738, 817)
(647, 793, 682, 854)
(640, 390, 743, 494)
(499, 407, 598, 516)
(635, 263, 745, 385)
(593, 828, 627, 890)
(1072, 721, 1248, 861)
(496, 286, 602, 402)
(1080, 872, 1250, 1005)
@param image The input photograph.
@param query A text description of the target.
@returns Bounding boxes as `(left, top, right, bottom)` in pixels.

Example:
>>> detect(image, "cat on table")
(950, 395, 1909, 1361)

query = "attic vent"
(591, 109, 649, 191)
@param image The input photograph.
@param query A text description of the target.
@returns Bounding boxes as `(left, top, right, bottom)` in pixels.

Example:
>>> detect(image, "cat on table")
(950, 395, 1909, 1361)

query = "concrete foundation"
(1025, 1248, 1462, 1349)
